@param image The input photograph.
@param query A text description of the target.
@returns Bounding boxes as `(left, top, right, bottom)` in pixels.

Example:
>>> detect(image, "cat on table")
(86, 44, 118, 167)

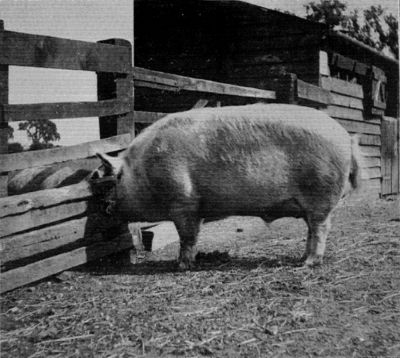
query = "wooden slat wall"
(0, 232, 133, 293)
(0, 178, 162, 292)
(381, 117, 400, 196)
(0, 181, 91, 237)
(321, 75, 382, 196)
(0, 21, 8, 197)
(0, 180, 125, 292)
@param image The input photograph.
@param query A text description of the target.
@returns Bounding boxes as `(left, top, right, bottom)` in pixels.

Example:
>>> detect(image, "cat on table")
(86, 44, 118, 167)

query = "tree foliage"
(305, 0, 399, 59)
(19, 118, 60, 150)
(305, 0, 347, 29)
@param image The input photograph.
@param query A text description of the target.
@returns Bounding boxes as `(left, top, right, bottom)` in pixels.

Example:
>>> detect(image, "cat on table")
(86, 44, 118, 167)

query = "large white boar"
(94, 104, 362, 269)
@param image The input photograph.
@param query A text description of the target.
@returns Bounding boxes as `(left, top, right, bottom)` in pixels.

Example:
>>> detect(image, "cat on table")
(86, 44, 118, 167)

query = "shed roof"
(237, 0, 398, 68)
(136, 0, 398, 70)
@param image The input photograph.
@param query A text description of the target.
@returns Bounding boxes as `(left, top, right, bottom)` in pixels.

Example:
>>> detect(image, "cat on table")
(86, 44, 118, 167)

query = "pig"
(8, 166, 92, 195)
(94, 104, 363, 269)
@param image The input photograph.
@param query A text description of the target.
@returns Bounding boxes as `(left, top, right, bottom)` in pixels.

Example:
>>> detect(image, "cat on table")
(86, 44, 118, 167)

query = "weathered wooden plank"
(276, 73, 298, 104)
(117, 112, 135, 136)
(393, 118, 400, 194)
(0, 217, 127, 269)
(0, 175, 7, 198)
(356, 133, 381, 146)
(0, 200, 88, 238)
(0, 218, 157, 267)
(319, 51, 330, 77)
(0, 217, 91, 266)
(133, 67, 276, 100)
(331, 53, 355, 72)
(365, 167, 381, 179)
(115, 111, 166, 133)
(320, 76, 364, 99)
(381, 118, 392, 195)
(363, 156, 381, 168)
(330, 93, 364, 110)
(359, 178, 381, 197)
(0, 232, 133, 293)
(297, 80, 331, 105)
(134, 80, 181, 92)
(4, 99, 131, 122)
(354, 61, 369, 76)
(5, 157, 99, 197)
(0, 181, 91, 218)
(97, 39, 133, 139)
(192, 99, 209, 109)
(335, 118, 380, 135)
(0, 133, 132, 173)
(117, 75, 134, 136)
(0, 30, 131, 73)
(360, 145, 381, 157)
(0, 21, 8, 197)
(380, 117, 399, 196)
(327, 105, 365, 122)
(134, 111, 166, 124)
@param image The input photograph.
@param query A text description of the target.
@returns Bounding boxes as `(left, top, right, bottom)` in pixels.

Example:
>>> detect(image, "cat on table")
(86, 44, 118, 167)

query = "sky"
(0, 0, 398, 146)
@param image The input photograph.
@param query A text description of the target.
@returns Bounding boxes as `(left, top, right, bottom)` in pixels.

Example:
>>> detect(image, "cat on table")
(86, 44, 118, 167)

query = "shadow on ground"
(77, 250, 304, 276)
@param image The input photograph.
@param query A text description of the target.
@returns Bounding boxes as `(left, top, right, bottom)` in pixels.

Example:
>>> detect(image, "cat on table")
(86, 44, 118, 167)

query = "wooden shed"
(134, 0, 399, 197)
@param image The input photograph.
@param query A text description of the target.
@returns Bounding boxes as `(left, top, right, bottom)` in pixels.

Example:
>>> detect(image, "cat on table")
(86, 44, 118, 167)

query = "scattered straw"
(38, 334, 94, 344)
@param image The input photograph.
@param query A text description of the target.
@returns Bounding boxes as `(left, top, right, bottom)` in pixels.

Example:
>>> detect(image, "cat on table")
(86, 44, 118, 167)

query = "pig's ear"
(96, 153, 123, 176)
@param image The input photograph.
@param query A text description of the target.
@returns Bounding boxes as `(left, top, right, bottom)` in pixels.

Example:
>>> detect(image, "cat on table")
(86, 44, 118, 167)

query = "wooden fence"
(320, 76, 383, 195)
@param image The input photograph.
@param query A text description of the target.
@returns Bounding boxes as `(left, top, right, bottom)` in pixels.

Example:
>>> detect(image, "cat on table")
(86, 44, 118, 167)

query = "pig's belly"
(197, 180, 303, 220)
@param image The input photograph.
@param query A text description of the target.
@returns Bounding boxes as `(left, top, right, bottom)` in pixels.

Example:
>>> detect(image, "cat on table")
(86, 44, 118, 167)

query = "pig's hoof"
(303, 255, 323, 268)
(177, 259, 195, 271)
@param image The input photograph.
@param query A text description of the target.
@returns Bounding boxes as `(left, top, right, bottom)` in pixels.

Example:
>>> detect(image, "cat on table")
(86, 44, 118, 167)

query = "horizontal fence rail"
(0, 30, 131, 73)
(0, 133, 132, 173)
(297, 79, 331, 105)
(133, 67, 276, 100)
(3, 99, 132, 122)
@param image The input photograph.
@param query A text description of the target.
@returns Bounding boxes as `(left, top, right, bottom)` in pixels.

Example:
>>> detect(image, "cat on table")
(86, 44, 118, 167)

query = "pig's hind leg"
(303, 213, 332, 267)
(170, 202, 202, 270)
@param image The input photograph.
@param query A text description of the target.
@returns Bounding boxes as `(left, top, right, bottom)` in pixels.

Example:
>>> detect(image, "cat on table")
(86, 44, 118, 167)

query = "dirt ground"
(1, 196, 399, 358)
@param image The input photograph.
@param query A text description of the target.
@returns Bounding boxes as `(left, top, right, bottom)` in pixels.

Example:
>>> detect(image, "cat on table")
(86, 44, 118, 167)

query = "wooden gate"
(381, 117, 400, 196)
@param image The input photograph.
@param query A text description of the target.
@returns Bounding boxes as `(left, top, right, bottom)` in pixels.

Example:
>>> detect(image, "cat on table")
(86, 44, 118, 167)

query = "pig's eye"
(117, 170, 123, 181)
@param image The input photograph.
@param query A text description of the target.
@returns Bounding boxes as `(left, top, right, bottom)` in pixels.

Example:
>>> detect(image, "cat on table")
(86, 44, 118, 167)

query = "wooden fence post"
(0, 20, 9, 197)
(276, 73, 298, 104)
(96, 38, 136, 263)
(96, 39, 133, 139)
(267, 73, 298, 104)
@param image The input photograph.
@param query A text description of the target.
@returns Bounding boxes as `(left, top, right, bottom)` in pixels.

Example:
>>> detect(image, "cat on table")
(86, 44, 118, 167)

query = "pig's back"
(129, 104, 351, 218)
